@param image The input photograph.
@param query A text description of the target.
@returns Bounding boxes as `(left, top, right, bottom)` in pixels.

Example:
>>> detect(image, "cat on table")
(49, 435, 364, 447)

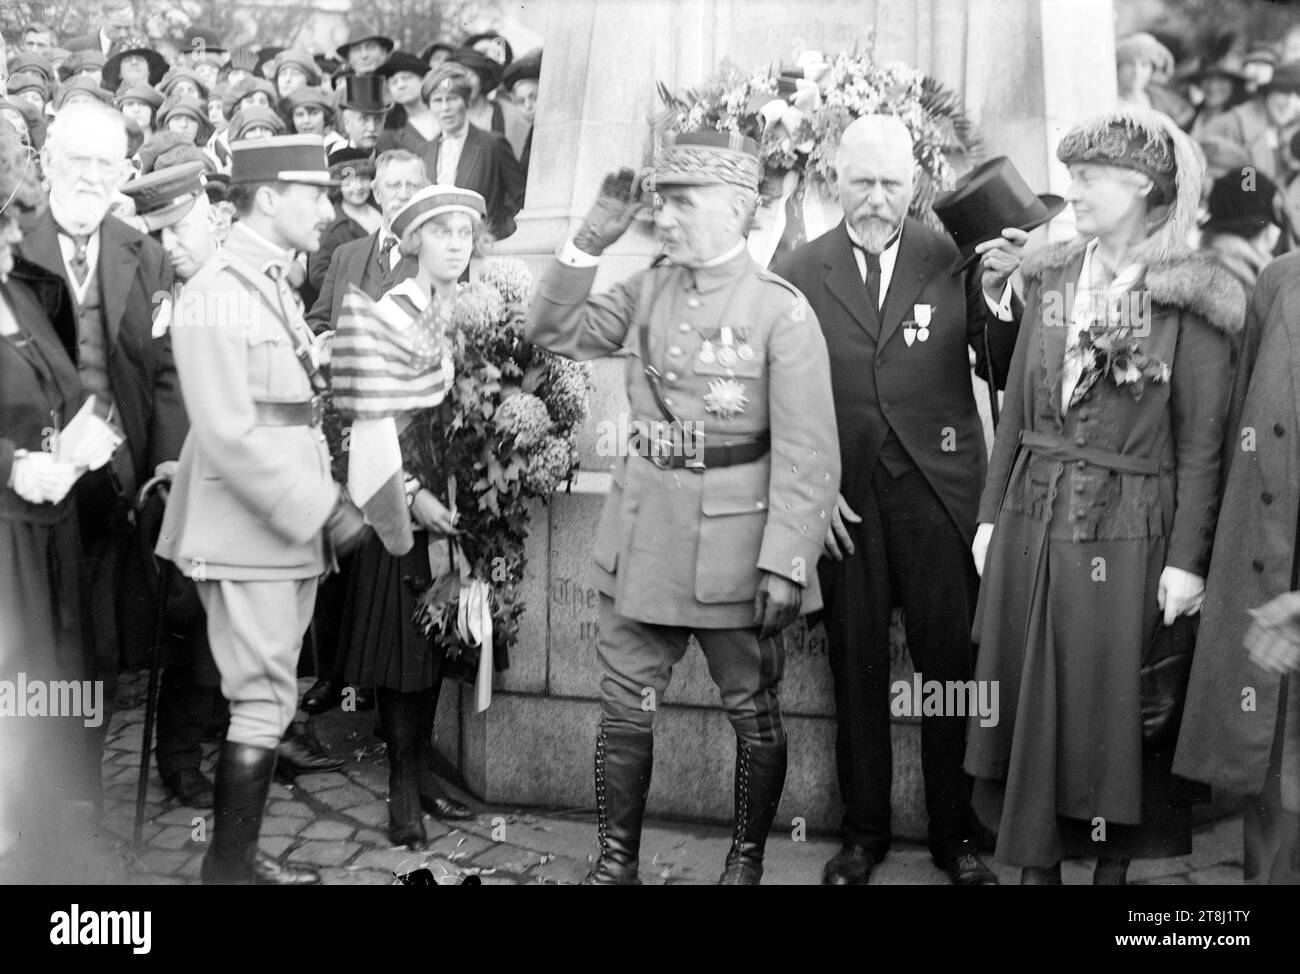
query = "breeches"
(595, 594, 785, 746)
(197, 578, 316, 749)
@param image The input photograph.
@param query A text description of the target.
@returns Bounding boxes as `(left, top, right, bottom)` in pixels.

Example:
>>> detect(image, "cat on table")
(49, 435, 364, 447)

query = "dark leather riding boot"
(582, 723, 653, 885)
(201, 742, 276, 885)
(719, 736, 787, 885)
(378, 689, 426, 850)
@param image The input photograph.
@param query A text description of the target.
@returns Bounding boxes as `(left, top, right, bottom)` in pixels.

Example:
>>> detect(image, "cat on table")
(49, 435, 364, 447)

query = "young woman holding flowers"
(337, 186, 485, 849)
(964, 107, 1245, 884)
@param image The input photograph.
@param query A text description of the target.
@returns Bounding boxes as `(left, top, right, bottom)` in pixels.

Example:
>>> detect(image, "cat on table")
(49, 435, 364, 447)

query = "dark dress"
(0, 278, 93, 799)
(964, 241, 1239, 867)
(338, 284, 451, 694)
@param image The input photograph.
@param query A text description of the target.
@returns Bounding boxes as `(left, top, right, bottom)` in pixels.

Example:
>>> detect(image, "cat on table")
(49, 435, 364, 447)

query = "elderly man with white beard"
(13, 101, 184, 810)
(773, 114, 1027, 886)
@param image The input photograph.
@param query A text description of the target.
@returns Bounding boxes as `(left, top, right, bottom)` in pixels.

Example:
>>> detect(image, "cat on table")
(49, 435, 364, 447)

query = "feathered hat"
(1055, 104, 1203, 267)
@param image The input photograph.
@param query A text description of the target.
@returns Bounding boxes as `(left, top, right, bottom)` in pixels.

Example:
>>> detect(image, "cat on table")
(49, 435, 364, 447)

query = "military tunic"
(528, 245, 841, 631)
(156, 221, 338, 748)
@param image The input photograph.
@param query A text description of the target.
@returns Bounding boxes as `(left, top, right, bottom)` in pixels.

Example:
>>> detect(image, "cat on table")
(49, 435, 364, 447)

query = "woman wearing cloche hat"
(965, 106, 1245, 885)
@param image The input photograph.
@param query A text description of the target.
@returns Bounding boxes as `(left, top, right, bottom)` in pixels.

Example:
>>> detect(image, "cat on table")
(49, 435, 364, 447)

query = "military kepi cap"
(230, 134, 339, 186)
(655, 130, 761, 191)
(120, 161, 206, 232)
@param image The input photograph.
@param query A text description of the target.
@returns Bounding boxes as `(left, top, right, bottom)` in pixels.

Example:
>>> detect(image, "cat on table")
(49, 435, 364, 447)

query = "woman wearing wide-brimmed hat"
(965, 106, 1246, 884)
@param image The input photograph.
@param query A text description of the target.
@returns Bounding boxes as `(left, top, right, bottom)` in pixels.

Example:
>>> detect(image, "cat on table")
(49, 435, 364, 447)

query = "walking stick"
(133, 475, 171, 848)
(982, 322, 1001, 429)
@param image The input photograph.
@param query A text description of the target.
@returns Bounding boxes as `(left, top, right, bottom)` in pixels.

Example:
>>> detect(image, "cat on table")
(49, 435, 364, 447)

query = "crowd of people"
(0, 3, 1298, 888)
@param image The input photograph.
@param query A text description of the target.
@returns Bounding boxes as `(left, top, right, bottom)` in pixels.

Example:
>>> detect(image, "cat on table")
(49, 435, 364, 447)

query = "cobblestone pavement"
(69, 673, 1248, 886)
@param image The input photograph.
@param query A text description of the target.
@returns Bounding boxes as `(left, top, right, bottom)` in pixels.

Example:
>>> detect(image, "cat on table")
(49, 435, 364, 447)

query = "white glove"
(972, 522, 994, 578)
(1157, 565, 1205, 626)
(313, 329, 334, 369)
(9, 452, 79, 505)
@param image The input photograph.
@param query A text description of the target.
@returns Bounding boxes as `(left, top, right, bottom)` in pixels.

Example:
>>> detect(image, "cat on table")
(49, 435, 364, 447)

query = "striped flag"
(331, 285, 453, 556)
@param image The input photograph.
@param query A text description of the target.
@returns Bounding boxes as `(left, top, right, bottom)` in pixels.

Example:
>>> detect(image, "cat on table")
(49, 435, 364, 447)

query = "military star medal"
(703, 377, 748, 419)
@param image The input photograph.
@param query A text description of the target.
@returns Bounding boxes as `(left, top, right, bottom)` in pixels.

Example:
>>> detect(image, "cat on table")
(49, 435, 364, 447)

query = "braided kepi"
(1056, 104, 1203, 266)
(654, 130, 760, 192)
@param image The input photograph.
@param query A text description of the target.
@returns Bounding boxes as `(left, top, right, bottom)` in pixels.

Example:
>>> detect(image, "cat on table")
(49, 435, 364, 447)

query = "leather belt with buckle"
(632, 431, 770, 472)
(253, 396, 324, 427)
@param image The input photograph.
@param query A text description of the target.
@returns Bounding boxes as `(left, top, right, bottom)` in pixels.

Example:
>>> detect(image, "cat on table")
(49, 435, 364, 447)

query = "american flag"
(330, 285, 453, 557)
(330, 285, 452, 419)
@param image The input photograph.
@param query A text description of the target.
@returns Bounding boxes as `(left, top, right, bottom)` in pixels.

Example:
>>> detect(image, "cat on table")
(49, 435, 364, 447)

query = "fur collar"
(1021, 237, 1245, 335)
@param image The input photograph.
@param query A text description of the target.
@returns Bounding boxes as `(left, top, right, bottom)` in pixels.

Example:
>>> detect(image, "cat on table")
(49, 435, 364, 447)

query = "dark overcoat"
(1175, 251, 1300, 813)
(964, 239, 1244, 865)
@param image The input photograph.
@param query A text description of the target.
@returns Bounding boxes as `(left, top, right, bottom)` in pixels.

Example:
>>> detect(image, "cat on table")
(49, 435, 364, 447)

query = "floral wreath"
(656, 35, 981, 226)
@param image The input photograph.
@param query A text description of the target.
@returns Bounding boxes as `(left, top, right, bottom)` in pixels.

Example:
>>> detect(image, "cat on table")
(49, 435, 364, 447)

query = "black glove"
(573, 166, 652, 256)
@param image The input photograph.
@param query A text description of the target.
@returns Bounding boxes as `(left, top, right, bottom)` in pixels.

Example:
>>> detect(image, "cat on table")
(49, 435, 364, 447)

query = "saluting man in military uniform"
(155, 135, 366, 885)
(527, 131, 841, 885)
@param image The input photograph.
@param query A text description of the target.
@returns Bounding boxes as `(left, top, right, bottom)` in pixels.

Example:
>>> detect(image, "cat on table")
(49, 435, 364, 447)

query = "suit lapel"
(822, 223, 877, 339)
(878, 222, 934, 353)
(98, 219, 136, 350)
(457, 126, 484, 188)
(20, 212, 68, 287)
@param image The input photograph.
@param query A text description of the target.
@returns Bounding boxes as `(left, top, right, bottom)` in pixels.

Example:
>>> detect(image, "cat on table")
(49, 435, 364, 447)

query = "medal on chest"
(903, 303, 932, 347)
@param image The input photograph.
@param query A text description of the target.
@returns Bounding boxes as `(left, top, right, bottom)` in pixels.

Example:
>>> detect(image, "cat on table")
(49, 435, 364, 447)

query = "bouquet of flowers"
(401, 259, 591, 684)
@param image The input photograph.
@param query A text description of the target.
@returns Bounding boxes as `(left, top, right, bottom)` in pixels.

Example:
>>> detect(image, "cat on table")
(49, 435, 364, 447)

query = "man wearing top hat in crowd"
(772, 116, 1043, 886)
(328, 74, 390, 160)
(527, 132, 841, 885)
(420, 64, 524, 239)
(155, 134, 367, 884)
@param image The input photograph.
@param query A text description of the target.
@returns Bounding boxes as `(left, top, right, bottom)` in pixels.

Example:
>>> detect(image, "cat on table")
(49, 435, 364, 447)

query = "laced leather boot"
(718, 736, 787, 885)
(582, 723, 652, 885)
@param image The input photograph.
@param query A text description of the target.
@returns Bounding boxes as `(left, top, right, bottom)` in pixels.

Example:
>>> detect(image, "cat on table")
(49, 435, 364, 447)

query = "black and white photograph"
(0, 0, 1294, 950)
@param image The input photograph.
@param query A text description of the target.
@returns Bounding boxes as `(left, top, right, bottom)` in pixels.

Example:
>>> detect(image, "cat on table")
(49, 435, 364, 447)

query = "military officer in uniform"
(155, 135, 366, 884)
(527, 131, 841, 885)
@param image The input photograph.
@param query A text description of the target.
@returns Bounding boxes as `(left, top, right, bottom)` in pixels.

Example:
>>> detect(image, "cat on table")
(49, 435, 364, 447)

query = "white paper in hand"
(56, 395, 124, 471)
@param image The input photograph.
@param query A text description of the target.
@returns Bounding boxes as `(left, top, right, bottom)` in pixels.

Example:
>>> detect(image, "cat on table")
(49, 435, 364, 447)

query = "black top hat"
(376, 52, 431, 80)
(1201, 168, 1279, 236)
(339, 73, 388, 114)
(932, 156, 1065, 274)
(102, 47, 170, 90)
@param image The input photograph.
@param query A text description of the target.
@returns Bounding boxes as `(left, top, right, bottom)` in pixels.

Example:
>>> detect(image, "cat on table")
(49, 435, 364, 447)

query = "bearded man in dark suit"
(773, 114, 1025, 886)
(13, 101, 185, 802)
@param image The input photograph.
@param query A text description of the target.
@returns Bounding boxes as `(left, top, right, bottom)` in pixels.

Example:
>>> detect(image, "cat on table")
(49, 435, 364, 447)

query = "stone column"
(453, 0, 1118, 839)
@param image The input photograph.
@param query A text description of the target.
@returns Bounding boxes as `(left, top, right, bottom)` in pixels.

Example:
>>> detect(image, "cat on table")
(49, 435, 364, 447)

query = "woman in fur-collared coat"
(964, 107, 1246, 884)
